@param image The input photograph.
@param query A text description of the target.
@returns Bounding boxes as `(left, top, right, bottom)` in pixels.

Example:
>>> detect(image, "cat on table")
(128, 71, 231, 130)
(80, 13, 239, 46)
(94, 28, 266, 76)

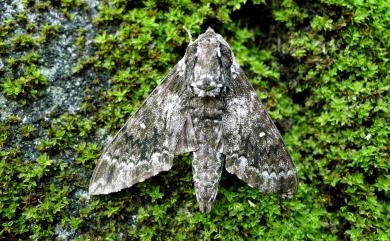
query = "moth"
(89, 28, 298, 213)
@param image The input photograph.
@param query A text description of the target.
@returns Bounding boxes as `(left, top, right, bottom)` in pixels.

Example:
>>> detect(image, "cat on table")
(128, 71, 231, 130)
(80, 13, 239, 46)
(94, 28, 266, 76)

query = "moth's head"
(184, 28, 234, 97)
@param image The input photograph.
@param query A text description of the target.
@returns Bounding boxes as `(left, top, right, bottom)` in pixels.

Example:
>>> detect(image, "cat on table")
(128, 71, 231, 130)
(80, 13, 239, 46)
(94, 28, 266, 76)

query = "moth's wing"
(223, 66, 298, 198)
(89, 61, 197, 195)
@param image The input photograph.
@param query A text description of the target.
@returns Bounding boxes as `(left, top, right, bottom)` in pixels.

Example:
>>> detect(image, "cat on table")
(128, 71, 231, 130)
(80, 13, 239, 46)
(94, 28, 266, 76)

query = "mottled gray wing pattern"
(223, 66, 298, 198)
(89, 61, 197, 195)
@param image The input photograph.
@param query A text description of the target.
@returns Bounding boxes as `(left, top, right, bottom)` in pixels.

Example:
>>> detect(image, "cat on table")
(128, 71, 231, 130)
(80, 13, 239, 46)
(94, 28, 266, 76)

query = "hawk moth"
(89, 28, 298, 213)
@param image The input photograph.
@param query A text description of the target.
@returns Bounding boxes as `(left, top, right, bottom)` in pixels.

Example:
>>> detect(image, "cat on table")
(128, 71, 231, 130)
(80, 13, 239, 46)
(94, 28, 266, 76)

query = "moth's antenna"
(183, 26, 193, 44)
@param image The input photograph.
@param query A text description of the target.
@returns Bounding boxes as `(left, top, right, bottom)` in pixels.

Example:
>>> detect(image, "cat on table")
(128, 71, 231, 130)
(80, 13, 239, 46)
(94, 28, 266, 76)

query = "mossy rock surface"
(0, 0, 388, 240)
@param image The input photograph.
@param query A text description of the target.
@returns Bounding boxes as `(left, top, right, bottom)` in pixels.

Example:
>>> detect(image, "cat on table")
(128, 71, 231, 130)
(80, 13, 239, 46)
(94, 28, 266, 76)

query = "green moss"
(11, 33, 36, 50)
(1, 64, 48, 104)
(34, 1, 51, 12)
(75, 27, 87, 48)
(0, 18, 16, 37)
(0, 9, 59, 105)
(0, 123, 11, 148)
(16, 11, 29, 25)
(1, 0, 389, 240)
(20, 123, 37, 139)
(38, 23, 61, 44)
(6, 115, 22, 125)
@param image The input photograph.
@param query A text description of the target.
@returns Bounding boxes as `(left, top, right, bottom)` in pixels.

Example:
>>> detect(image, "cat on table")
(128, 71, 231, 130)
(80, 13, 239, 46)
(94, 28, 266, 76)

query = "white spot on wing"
(140, 123, 146, 129)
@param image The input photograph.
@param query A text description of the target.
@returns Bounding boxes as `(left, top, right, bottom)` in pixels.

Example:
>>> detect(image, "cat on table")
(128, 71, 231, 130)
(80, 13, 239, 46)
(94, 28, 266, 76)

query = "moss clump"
(2, 65, 48, 103)
(0, 0, 389, 240)
(11, 33, 36, 50)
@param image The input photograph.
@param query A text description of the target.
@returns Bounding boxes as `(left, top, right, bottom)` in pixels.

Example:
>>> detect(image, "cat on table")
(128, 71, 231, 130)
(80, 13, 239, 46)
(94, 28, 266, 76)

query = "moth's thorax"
(187, 32, 232, 98)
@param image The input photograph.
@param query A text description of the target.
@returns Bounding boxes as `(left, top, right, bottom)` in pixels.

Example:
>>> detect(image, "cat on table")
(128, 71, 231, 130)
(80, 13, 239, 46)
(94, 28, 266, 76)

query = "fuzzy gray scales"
(89, 28, 298, 213)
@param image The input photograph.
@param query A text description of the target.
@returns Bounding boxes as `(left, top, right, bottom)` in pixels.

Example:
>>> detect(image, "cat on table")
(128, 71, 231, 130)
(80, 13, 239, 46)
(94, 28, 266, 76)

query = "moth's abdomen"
(192, 143, 223, 213)
(190, 98, 224, 213)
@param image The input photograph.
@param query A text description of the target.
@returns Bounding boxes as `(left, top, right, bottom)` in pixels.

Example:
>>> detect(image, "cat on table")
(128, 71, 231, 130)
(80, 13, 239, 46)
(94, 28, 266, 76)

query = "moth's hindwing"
(89, 62, 196, 195)
(223, 66, 298, 198)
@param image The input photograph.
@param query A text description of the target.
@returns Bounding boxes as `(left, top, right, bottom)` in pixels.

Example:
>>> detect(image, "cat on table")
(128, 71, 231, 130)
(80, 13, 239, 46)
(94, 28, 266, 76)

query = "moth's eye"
(220, 45, 232, 67)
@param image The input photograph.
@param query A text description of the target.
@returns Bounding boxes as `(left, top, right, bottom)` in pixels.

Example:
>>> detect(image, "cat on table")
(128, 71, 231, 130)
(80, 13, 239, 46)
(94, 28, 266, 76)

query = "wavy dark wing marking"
(223, 66, 298, 197)
(89, 61, 197, 195)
